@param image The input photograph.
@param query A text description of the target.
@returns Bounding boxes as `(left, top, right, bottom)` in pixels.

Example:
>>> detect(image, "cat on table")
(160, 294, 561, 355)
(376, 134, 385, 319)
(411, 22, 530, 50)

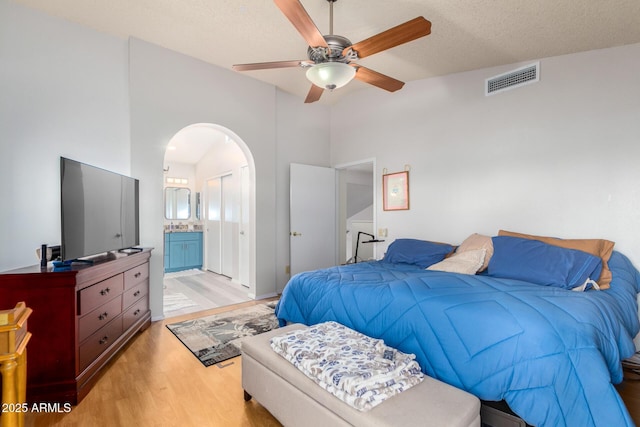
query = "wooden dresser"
(0, 248, 152, 404)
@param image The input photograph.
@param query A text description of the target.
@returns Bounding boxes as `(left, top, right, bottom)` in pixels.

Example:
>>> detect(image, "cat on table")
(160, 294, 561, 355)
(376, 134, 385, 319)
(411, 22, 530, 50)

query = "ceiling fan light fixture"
(306, 62, 356, 91)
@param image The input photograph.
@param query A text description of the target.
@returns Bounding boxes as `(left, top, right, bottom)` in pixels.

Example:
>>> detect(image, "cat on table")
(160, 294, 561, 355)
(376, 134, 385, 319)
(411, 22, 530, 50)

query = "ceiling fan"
(232, 0, 432, 103)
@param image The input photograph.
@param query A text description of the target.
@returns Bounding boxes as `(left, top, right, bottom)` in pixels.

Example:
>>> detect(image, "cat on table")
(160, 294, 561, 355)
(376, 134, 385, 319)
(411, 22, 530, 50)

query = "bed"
(275, 233, 640, 427)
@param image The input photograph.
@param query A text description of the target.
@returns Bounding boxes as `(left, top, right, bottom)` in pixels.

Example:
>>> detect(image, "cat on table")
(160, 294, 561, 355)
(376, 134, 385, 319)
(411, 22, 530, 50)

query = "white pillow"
(426, 249, 486, 275)
(456, 233, 494, 271)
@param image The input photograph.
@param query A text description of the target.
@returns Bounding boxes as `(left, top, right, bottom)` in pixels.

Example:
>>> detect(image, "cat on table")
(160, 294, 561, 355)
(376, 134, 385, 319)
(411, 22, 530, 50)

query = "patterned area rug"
(166, 301, 279, 367)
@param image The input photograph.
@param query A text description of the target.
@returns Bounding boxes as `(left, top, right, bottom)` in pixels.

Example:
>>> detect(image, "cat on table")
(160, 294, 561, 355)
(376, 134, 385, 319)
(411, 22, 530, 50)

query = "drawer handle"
(98, 312, 109, 320)
(134, 272, 141, 278)
(133, 291, 141, 297)
(100, 287, 111, 296)
(133, 309, 141, 316)
(99, 336, 109, 345)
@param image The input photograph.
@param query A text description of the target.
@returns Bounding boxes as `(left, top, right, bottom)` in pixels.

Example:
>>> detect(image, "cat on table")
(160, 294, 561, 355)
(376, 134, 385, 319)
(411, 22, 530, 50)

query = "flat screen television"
(60, 157, 140, 261)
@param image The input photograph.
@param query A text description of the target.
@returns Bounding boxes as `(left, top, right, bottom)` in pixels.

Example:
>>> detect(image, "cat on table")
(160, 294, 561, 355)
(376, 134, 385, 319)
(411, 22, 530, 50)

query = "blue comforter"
(276, 251, 640, 426)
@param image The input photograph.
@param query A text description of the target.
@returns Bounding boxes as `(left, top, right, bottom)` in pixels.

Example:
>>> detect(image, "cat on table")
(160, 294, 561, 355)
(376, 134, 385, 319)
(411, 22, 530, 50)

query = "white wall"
(275, 90, 331, 292)
(1, 2, 331, 321)
(128, 38, 271, 316)
(196, 141, 247, 188)
(331, 43, 640, 267)
(0, 0, 130, 270)
(129, 38, 332, 316)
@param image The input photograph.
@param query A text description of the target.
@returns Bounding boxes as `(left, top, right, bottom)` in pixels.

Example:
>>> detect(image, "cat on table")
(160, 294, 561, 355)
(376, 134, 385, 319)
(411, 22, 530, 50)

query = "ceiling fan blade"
(345, 16, 431, 59)
(274, 0, 328, 48)
(354, 66, 405, 92)
(233, 60, 312, 71)
(304, 85, 324, 103)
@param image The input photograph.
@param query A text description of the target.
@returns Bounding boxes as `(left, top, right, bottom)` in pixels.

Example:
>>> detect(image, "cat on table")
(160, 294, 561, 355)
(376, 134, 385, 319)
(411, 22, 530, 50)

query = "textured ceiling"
(14, 0, 640, 107)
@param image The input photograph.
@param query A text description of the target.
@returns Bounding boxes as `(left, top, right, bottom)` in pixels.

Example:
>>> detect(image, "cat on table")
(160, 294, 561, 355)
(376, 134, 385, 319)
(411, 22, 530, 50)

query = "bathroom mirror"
(165, 187, 191, 220)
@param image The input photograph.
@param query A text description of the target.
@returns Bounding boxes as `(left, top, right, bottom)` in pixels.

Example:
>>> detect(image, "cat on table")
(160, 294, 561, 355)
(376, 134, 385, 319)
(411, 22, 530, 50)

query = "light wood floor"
(23, 300, 640, 427)
(163, 269, 251, 318)
(25, 300, 281, 427)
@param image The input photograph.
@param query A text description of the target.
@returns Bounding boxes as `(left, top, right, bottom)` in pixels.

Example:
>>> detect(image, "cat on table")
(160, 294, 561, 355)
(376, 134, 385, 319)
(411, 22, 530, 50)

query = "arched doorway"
(161, 123, 256, 316)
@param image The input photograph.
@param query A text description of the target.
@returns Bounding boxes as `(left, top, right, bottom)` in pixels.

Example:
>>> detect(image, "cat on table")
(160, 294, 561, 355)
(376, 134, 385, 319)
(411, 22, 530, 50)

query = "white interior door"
(239, 165, 250, 287)
(221, 173, 234, 278)
(290, 163, 336, 275)
(206, 177, 221, 274)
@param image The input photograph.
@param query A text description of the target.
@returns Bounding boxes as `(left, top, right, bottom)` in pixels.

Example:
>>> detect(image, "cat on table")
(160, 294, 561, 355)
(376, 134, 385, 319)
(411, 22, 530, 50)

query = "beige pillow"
(456, 234, 494, 272)
(427, 249, 486, 275)
(498, 230, 615, 289)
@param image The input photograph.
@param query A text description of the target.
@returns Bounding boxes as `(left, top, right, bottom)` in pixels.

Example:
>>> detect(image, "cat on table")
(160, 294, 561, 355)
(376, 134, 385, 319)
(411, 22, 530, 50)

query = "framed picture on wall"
(382, 171, 409, 211)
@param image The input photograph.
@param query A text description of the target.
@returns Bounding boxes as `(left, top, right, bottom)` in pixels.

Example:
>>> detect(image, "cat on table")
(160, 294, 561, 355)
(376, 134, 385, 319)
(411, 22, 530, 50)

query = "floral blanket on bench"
(270, 321, 424, 411)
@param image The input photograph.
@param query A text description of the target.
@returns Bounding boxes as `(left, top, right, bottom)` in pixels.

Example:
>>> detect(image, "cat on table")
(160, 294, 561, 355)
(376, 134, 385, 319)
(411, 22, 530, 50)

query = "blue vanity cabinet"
(164, 232, 203, 273)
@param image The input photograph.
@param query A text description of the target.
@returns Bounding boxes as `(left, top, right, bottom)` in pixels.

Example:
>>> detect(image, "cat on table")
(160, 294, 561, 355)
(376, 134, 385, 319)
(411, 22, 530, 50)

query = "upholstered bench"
(241, 324, 481, 427)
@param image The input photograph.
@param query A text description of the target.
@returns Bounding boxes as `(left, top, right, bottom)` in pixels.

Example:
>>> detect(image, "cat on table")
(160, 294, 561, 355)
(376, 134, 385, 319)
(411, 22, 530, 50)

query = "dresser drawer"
(79, 316, 123, 372)
(124, 262, 149, 290)
(123, 280, 148, 310)
(123, 298, 149, 331)
(78, 274, 124, 315)
(78, 295, 123, 342)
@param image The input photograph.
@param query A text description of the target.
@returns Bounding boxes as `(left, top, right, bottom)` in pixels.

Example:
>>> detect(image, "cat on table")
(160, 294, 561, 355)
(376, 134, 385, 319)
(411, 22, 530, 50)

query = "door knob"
(290, 231, 302, 237)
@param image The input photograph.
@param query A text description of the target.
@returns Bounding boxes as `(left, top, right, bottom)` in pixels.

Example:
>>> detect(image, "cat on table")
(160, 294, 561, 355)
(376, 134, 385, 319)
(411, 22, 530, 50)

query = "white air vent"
(485, 62, 539, 96)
